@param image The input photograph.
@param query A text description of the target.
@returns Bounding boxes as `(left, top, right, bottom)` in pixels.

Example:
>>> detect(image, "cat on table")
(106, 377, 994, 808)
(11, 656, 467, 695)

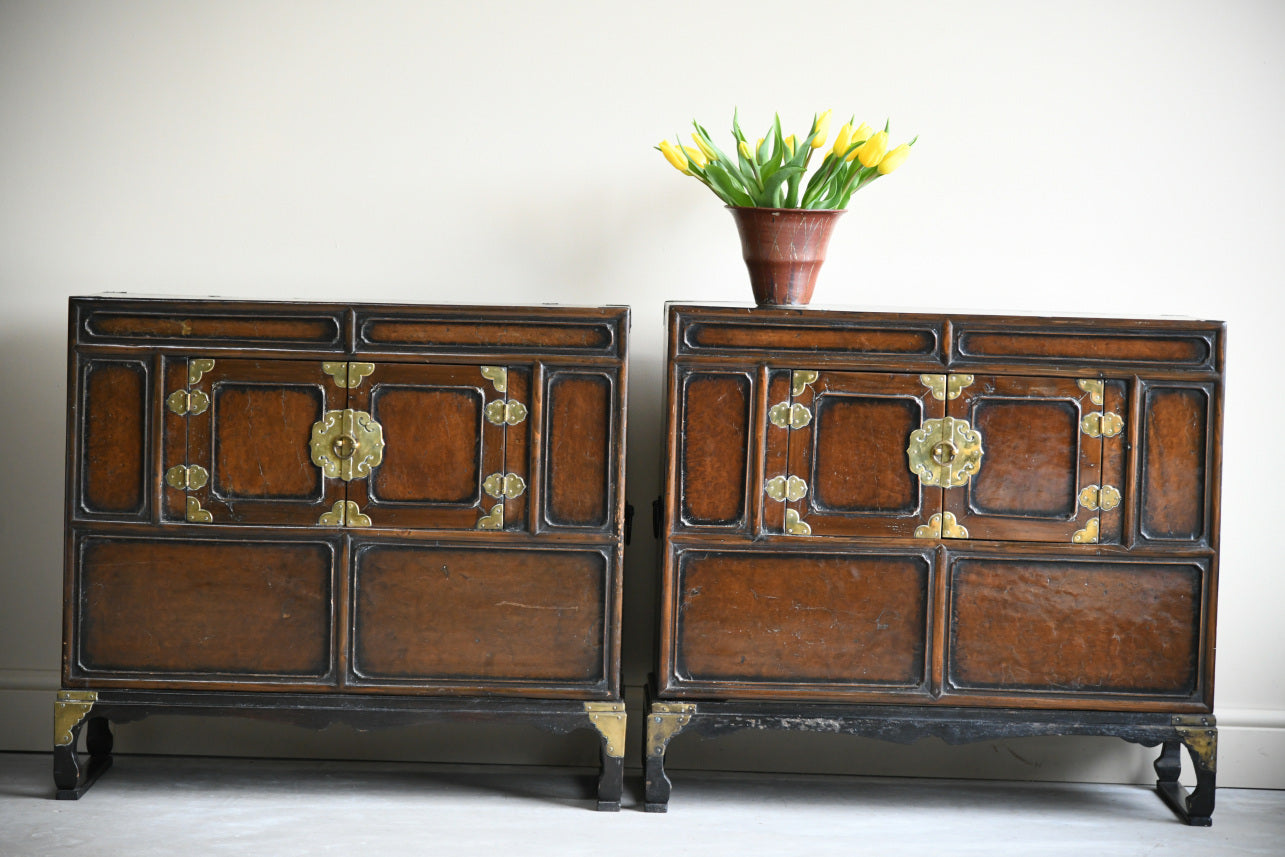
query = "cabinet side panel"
(76, 536, 334, 679)
(676, 550, 929, 687)
(80, 359, 150, 517)
(948, 558, 1202, 697)
(1140, 385, 1210, 542)
(351, 545, 606, 684)
(543, 372, 612, 528)
(680, 372, 751, 527)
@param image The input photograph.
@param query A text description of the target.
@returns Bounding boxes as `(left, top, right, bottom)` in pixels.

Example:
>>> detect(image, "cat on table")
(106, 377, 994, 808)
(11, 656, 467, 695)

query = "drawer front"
(71, 534, 337, 686)
(666, 548, 933, 699)
(349, 543, 611, 695)
(945, 556, 1207, 704)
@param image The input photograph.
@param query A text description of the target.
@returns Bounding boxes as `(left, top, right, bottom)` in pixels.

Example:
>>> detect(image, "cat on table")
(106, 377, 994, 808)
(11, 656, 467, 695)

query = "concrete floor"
(1, 753, 1282, 856)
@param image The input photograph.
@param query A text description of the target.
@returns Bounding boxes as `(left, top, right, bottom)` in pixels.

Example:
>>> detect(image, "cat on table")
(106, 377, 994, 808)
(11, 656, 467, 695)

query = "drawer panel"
(74, 535, 335, 681)
(673, 549, 931, 690)
(946, 556, 1205, 699)
(79, 305, 344, 350)
(953, 327, 1216, 370)
(356, 312, 622, 357)
(350, 544, 608, 689)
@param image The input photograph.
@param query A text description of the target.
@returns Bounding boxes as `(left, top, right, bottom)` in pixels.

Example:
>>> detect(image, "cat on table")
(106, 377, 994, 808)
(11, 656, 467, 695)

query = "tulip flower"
(855, 130, 889, 168)
(811, 109, 832, 148)
(682, 145, 708, 170)
(659, 140, 690, 174)
(784, 135, 797, 156)
(831, 123, 853, 159)
(877, 142, 911, 175)
(691, 133, 717, 162)
(738, 140, 753, 161)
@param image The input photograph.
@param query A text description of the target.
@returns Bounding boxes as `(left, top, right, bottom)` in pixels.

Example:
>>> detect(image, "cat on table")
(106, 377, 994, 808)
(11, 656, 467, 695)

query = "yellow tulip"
(877, 142, 911, 175)
(659, 140, 689, 174)
(738, 140, 753, 161)
(811, 109, 832, 148)
(856, 130, 889, 168)
(845, 124, 875, 161)
(784, 135, 796, 156)
(831, 123, 853, 158)
(682, 145, 708, 170)
(691, 133, 717, 162)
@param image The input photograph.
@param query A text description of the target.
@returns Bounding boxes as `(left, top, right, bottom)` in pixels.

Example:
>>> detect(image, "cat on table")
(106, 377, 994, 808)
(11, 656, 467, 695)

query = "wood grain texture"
(360, 318, 616, 353)
(212, 383, 324, 500)
(544, 372, 612, 528)
(968, 399, 1079, 517)
(811, 394, 921, 514)
(1140, 385, 1209, 542)
(85, 312, 341, 346)
(80, 360, 148, 516)
(369, 386, 481, 504)
(684, 321, 938, 357)
(956, 331, 1212, 367)
(679, 372, 751, 527)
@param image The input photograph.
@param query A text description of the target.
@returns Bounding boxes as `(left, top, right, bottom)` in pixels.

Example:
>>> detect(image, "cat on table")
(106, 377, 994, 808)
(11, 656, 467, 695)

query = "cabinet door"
(346, 363, 522, 531)
(768, 370, 943, 538)
(181, 358, 346, 526)
(940, 375, 1103, 542)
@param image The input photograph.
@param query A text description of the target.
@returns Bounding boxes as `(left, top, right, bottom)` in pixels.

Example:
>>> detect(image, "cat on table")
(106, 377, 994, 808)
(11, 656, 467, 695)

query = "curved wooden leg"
(644, 701, 694, 812)
(1154, 719, 1217, 826)
(54, 692, 111, 800)
(596, 748, 624, 812)
(584, 702, 624, 811)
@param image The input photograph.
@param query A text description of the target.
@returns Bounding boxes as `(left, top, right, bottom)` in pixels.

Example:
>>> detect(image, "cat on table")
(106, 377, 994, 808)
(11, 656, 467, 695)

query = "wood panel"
(76, 536, 335, 681)
(79, 359, 149, 518)
(82, 310, 343, 348)
(954, 329, 1214, 369)
(359, 316, 618, 355)
(681, 320, 941, 360)
(678, 372, 751, 528)
(543, 371, 613, 529)
(350, 544, 607, 687)
(1139, 384, 1210, 543)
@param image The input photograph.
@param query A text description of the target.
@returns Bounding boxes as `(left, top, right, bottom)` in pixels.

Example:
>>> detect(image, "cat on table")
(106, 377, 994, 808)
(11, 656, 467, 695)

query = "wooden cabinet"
(58, 296, 629, 808)
(646, 304, 1222, 824)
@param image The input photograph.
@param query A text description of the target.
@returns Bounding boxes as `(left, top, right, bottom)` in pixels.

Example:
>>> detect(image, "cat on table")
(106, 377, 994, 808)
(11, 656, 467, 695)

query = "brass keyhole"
(931, 441, 957, 466)
(332, 435, 358, 459)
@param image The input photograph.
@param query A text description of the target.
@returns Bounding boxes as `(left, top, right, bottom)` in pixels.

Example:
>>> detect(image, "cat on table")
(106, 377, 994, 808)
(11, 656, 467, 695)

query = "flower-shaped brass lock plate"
(907, 416, 984, 488)
(310, 409, 384, 481)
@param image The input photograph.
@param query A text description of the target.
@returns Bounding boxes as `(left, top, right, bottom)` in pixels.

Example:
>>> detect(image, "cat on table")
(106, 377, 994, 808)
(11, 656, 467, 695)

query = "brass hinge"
(322, 361, 375, 389)
(791, 370, 819, 396)
(907, 417, 984, 488)
(1077, 379, 1105, 405)
(318, 500, 371, 527)
(476, 502, 504, 529)
(919, 373, 974, 401)
(166, 389, 210, 416)
(1081, 411, 1124, 438)
(483, 472, 527, 500)
(584, 702, 626, 758)
(764, 475, 807, 502)
(769, 401, 812, 429)
(165, 464, 209, 491)
(485, 399, 528, 426)
(1078, 484, 1121, 512)
(310, 409, 385, 481)
(914, 511, 969, 539)
(185, 496, 213, 523)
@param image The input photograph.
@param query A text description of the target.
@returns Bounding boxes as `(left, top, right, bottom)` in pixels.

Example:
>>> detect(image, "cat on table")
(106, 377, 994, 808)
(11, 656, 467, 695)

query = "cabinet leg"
(643, 745, 671, 812)
(53, 693, 112, 799)
(644, 700, 694, 812)
(1154, 722, 1217, 826)
(584, 701, 624, 811)
(596, 749, 624, 812)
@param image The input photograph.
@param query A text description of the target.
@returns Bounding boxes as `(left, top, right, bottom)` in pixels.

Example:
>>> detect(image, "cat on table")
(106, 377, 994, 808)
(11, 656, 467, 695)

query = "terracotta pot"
(728, 206, 846, 306)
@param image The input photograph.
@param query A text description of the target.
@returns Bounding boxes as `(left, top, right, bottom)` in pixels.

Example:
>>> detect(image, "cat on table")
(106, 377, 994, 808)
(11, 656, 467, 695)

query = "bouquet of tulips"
(658, 110, 914, 210)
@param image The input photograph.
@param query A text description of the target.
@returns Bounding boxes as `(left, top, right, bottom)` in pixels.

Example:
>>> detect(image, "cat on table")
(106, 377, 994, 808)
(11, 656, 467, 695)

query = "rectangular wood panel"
(1140, 385, 1210, 542)
(947, 557, 1203, 698)
(212, 384, 326, 500)
(681, 320, 941, 360)
(351, 544, 607, 686)
(679, 372, 751, 528)
(82, 311, 343, 348)
(76, 536, 335, 680)
(359, 316, 618, 355)
(79, 359, 149, 518)
(543, 371, 613, 529)
(954, 329, 1214, 369)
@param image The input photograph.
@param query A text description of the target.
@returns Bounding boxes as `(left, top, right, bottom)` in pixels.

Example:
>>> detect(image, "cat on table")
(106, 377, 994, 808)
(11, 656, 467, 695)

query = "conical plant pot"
(729, 206, 846, 307)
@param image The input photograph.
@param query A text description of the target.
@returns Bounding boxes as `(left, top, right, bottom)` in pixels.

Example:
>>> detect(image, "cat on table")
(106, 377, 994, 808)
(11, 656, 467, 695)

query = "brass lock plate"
(310, 409, 384, 481)
(907, 417, 984, 488)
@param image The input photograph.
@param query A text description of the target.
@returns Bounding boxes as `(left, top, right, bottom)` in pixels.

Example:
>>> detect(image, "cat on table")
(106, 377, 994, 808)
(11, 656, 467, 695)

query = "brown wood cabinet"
(57, 296, 629, 809)
(646, 303, 1222, 824)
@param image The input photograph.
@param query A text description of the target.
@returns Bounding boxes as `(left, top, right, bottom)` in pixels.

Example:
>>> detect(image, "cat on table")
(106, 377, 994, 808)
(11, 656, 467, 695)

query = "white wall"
(2, 0, 1282, 789)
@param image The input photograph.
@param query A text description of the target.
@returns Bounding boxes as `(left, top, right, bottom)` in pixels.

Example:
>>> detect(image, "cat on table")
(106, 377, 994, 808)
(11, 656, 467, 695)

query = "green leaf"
(706, 162, 755, 206)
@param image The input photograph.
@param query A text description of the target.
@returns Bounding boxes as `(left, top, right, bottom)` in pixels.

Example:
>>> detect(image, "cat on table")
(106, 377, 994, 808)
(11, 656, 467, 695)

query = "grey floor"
(1, 752, 1282, 856)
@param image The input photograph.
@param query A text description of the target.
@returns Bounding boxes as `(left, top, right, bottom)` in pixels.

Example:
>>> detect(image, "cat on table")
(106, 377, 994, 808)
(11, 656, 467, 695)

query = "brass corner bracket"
(54, 690, 99, 747)
(322, 361, 375, 389)
(318, 500, 371, 528)
(791, 370, 819, 396)
(646, 702, 696, 757)
(584, 701, 626, 758)
(914, 511, 969, 540)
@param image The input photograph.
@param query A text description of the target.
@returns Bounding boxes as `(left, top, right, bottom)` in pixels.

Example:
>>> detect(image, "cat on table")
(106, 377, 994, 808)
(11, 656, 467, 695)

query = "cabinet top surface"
(665, 302, 1224, 328)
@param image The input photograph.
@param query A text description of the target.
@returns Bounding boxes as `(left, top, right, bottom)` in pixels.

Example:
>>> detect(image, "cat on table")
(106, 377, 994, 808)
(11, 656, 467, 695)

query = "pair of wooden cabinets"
(57, 297, 1222, 824)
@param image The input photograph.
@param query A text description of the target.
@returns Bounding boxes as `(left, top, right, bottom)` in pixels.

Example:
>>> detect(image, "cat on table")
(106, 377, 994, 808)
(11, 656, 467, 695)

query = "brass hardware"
(920, 374, 973, 400)
(647, 702, 696, 757)
(310, 409, 384, 481)
(914, 512, 969, 540)
(318, 500, 372, 527)
(485, 399, 528, 426)
(54, 690, 98, 747)
(1077, 379, 1105, 406)
(764, 475, 807, 503)
(165, 464, 209, 491)
(166, 389, 209, 416)
(185, 496, 212, 523)
(584, 702, 626, 758)
(483, 472, 527, 500)
(1082, 411, 1124, 438)
(1072, 517, 1100, 544)
(477, 503, 504, 530)
(784, 508, 811, 536)
(907, 417, 984, 488)
(769, 401, 812, 429)
(1079, 485, 1121, 512)
(322, 361, 376, 389)
(481, 366, 508, 393)
(188, 358, 215, 386)
(791, 370, 819, 396)
(1173, 715, 1218, 773)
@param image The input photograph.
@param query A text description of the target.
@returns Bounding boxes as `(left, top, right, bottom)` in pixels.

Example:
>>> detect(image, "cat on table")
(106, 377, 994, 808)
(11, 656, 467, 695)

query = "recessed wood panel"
(683, 321, 939, 358)
(948, 558, 1202, 696)
(968, 399, 1079, 518)
(360, 318, 616, 354)
(370, 386, 482, 504)
(811, 394, 920, 515)
(1141, 386, 1209, 541)
(212, 383, 324, 500)
(956, 330, 1211, 367)
(676, 551, 930, 687)
(80, 360, 149, 516)
(77, 536, 334, 679)
(352, 545, 606, 684)
(680, 373, 751, 527)
(84, 312, 341, 347)
(544, 372, 612, 528)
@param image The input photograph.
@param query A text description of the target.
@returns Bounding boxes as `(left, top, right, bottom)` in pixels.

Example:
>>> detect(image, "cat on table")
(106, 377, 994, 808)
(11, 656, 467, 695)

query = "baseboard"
(4, 677, 1281, 789)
